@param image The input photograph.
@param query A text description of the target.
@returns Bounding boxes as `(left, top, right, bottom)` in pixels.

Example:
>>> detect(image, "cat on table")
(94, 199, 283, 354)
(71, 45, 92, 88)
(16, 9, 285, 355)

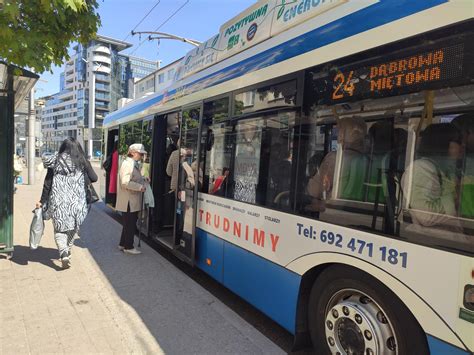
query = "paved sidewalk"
(0, 171, 285, 354)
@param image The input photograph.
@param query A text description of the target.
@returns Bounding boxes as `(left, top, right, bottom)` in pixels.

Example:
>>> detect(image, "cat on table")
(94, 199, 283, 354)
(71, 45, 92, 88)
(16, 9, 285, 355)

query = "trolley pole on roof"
(131, 30, 202, 47)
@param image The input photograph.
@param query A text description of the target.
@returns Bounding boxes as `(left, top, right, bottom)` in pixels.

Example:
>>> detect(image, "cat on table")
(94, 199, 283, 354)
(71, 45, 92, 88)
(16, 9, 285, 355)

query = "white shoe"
(118, 246, 125, 251)
(123, 248, 141, 255)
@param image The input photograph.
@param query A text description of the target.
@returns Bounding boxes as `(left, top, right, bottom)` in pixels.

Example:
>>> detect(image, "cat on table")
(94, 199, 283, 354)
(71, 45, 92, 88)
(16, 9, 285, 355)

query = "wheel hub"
(325, 293, 397, 355)
(337, 318, 365, 354)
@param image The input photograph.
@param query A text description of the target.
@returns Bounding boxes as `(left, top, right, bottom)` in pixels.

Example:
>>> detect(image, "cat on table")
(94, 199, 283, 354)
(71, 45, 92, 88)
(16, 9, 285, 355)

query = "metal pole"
(88, 65, 95, 159)
(27, 89, 35, 184)
(138, 191, 144, 248)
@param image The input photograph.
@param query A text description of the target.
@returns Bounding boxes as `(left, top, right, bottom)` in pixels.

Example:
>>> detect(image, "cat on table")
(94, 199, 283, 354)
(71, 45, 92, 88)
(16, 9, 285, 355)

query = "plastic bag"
(144, 184, 155, 208)
(29, 208, 44, 250)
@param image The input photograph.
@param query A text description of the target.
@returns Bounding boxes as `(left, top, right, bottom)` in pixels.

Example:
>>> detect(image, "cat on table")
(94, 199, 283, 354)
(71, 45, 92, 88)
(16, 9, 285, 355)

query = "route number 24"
(332, 70, 355, 100)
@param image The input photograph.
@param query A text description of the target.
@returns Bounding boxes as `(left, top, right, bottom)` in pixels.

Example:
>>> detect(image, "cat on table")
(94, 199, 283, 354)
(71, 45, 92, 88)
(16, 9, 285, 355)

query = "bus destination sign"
(310, 40, 469, 105)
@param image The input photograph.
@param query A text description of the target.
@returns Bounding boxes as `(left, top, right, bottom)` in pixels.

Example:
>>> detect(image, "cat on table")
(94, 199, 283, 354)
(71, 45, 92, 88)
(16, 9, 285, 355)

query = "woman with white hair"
(116, 143, 147, 255)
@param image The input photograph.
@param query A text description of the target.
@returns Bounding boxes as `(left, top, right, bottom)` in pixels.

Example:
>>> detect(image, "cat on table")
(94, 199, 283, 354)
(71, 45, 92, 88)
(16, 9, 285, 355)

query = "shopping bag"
(144, 184, 155, 208)
(29, 208, 44, 250)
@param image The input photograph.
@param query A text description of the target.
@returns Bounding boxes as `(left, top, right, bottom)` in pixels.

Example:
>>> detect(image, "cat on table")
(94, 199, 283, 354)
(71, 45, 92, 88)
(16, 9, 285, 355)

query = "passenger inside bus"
(338, 117, 368, 201)
(210, 167, 230, 196)
(366, 121, 392, 203)
(106, 140, 119, 207)
(174, 148, 192, 238)
(234, 122, 260, 204)
(191, 160, 203, 190)
(401, 123, 464, 235)
(166, 139, 180, 194)
(452, 113, 474, 219)
(306, 117, 367, 213)
(380, 127, 408, 188)
(379, 127, 408, 233)
(267, 141, 292, 208)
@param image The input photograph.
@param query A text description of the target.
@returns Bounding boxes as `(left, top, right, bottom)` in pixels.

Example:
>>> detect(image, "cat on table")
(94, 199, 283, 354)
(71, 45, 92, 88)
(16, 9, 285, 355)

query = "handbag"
(42, 201, 52, 220)
(84, 169, 100, 204)
(102, 154, 112, 172)
(29, 208, 44, 249)
(86, 183, 100, 204)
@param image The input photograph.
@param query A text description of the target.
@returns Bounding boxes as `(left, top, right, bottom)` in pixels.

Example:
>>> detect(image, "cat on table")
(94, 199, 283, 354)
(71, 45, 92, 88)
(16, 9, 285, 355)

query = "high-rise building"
(40, 35, 158, 156)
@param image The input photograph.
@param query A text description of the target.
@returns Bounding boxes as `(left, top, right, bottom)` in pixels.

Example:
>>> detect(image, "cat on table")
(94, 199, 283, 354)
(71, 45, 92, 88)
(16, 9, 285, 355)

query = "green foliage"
(183, 108, 200, 130)
(118, 121, 145, 156)
(0, 0, 101, 73)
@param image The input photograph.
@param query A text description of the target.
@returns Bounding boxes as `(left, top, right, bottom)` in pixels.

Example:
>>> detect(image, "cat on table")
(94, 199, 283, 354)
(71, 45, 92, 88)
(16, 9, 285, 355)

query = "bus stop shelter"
(0, 62, 38, 257)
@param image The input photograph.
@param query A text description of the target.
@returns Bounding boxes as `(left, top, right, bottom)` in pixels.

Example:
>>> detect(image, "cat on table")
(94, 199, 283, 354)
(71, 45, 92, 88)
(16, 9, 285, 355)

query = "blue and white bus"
(102, 1, 474, 353)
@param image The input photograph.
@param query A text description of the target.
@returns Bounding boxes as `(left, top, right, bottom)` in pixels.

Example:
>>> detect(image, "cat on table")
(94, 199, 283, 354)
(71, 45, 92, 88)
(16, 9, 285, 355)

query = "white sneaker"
(123, 248, 141, 255)
(118, 246, 125, 251)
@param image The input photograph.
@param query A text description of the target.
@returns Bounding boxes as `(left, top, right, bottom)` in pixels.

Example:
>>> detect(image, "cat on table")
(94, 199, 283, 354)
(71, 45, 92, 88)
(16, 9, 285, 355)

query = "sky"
(36, 0, 255, 97)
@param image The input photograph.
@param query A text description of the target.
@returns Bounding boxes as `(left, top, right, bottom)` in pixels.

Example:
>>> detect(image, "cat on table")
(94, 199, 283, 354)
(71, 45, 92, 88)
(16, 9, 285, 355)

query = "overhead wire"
(128, 0, 190, 57)
(122, 0, 162, 42)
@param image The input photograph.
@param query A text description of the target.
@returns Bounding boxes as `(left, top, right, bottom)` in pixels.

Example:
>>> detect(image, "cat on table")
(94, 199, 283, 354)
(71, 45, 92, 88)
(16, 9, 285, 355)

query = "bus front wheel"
(308, 265, 428, 355)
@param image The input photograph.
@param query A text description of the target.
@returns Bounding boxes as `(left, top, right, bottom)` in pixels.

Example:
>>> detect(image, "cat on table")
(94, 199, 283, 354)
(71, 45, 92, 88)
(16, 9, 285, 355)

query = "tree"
(0, 0, 101, 73)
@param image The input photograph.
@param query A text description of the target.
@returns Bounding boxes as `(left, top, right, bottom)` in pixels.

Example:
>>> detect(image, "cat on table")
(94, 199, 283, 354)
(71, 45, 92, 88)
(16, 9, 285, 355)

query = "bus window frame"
(195, 73, 305, 214)
(200, 106, 302, 213)
(231, 72, 303, 117)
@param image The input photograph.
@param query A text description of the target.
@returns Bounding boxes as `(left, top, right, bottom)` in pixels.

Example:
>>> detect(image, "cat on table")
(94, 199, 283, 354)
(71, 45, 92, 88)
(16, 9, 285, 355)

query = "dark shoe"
(60, 251, 71, 269)
(61, 257, 71, 269)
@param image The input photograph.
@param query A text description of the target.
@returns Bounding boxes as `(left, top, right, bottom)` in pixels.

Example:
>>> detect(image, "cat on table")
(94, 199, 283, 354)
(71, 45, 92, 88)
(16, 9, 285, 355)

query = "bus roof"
(104, 0, 470, 128)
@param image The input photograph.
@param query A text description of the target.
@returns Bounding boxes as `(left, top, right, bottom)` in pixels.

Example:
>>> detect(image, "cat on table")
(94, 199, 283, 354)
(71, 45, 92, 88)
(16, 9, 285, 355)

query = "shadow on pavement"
(10, 245, 63, 271)
(76, 202, 299, 354)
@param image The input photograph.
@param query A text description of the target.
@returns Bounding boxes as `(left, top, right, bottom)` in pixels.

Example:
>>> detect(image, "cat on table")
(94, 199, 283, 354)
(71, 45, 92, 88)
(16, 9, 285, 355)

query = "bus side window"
(400, 120, 474, 251)
(299, 122, 332, 217)
(335, 117, 368, 201)
(297, 112, 410, 236)
(453, 113, 474, 219)
(232, 113, 296, 211)
(203, 112, 297, 213)
(204, 122, 234, 198)
(366, 121, 393, 203)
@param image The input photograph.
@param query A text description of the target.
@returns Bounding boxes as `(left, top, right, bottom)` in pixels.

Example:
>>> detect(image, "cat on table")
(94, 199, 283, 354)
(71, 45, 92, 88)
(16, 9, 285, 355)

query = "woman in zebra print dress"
(42, 137, 97, 268)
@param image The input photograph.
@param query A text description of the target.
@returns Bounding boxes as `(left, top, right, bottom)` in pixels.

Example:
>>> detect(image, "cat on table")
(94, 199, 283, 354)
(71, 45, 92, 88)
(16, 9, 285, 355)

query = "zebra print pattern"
(54, 229, 76, 259)
(43, 153, 88, 233)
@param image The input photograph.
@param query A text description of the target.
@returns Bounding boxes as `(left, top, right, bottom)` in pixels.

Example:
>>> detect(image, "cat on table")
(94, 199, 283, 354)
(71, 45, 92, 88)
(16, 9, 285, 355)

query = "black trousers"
(120, 204, 138, 249)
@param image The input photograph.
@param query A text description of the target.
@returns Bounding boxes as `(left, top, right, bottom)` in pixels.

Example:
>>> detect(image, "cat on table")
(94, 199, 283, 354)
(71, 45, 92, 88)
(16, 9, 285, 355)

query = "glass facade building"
(40, 35, 158, 156)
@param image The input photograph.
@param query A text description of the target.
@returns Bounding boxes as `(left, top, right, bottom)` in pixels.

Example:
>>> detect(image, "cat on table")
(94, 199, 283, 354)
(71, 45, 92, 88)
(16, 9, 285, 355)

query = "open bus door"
(148, 109, 201, 265)
(102, 128, 119, 207)
(149, 113, 178, 247)
(172, 105, 202, 264)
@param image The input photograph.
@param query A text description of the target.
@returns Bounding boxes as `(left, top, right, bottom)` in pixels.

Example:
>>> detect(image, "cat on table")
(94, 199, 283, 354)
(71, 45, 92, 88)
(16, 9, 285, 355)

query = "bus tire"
(308, 265, 428, 355)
